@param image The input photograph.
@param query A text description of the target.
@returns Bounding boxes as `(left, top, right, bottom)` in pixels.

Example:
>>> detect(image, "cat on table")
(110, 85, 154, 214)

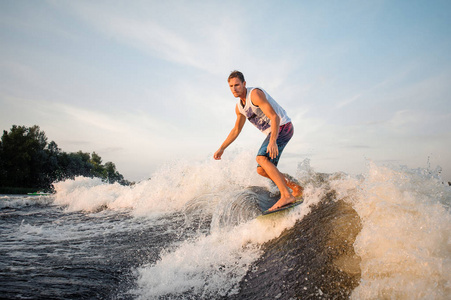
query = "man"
(214, 70, 303, 212)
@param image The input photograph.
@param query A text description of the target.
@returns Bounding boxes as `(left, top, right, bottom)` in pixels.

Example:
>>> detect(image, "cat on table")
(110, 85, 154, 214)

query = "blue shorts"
(257, 122, 294, 167)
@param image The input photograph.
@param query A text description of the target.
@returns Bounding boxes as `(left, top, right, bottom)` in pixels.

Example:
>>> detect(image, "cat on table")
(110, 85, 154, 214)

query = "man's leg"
(257, 164, 303, 197)
(256, 156, 300, 211)
(255, 122, 303, 211)
(284, 174, 304, 198)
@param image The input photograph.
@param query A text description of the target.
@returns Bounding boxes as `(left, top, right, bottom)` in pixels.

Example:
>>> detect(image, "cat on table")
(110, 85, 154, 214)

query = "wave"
(52, 151, 270, 215)
(49, 152, 451, 299)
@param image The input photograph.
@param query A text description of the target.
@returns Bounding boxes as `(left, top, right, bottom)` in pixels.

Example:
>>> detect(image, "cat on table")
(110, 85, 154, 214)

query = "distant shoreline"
(0, 187, 42, 195)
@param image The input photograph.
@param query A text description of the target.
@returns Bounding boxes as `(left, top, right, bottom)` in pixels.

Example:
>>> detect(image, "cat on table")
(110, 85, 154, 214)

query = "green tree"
(90, 152, 106, 178)
(0, 125, 48, 188)
(104, 161, 127, 184)
(66, 151, 92, 178)
(0, 125, 131, 192)
(42, 141, 61, 184)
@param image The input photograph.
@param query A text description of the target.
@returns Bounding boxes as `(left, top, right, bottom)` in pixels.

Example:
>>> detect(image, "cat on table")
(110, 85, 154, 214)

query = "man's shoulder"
(249, 87, 264, 93)
(250, 88, 266, 104)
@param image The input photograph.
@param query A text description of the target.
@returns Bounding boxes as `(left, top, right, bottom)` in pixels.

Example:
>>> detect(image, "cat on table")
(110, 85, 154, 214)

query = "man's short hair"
(228, 70, 245, 83)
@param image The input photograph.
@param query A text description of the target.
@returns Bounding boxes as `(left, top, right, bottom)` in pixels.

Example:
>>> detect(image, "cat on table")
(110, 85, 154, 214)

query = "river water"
(1, 154, 450, 299)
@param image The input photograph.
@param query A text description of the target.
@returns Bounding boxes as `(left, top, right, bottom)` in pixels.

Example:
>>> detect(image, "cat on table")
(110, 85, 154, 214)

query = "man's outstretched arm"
(214, 106, 246, 160)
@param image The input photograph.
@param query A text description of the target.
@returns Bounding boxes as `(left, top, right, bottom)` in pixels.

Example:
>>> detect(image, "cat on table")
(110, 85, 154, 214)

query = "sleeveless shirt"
(236, 87, 291, 135)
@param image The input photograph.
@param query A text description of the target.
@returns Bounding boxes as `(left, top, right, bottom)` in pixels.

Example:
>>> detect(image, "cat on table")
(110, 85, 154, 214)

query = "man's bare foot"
(267, 195, 296, 212)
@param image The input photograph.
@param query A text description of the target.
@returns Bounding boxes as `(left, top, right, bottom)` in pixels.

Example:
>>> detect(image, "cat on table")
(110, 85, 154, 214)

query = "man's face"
(228, 77, 246, 98)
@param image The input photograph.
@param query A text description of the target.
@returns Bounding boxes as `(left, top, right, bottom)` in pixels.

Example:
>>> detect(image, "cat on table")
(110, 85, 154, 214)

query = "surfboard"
(244, 186, 303, 217)
(261, 198, 304, 216)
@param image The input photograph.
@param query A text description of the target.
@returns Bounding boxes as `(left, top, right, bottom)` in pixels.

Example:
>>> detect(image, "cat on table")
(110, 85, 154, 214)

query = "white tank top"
(236, 87, 291, 135)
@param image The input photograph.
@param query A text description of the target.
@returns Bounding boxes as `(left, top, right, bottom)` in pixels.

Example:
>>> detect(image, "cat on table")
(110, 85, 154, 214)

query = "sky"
(1, 0, 450, 182)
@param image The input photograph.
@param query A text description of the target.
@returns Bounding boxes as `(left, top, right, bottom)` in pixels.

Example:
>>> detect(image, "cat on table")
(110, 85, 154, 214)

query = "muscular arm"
(213, 105, 246, 160)
(251, 89, 280, 159)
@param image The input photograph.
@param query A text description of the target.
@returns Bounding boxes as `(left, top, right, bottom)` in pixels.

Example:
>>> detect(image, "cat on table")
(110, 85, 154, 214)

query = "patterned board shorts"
(257, 122, 294, 167)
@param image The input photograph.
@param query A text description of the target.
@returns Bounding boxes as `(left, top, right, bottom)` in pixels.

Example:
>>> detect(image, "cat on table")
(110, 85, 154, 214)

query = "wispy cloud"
(50, 0, 299, 86)
(335, 67, 415, 109)
(55, 1, 245, 75)
(386, 109, 451, 136)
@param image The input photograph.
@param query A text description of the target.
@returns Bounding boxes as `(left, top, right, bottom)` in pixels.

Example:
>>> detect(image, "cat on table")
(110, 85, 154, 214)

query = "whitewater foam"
(133, 193, 320, 299)
(47, 152, 451, 299)
(0, 194, 53, 209)
(331, 162, 451, 299)
(131, 158, 323, 299)
(51, 151, 270, 215)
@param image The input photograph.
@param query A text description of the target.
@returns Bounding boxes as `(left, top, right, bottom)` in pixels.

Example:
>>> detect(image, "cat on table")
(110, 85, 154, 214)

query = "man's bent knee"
(256, 156, 270, 177)
(256, 166, 267, 177)
(256, 155, 269, 165)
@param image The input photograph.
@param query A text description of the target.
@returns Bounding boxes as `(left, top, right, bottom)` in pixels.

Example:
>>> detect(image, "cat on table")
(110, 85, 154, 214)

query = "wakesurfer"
(213, 70, 303, 212)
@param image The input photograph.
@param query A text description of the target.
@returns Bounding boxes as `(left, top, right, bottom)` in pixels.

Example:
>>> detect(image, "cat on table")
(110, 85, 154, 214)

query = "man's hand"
(266, 140, 279, 159)
(213, 148, 224, 160)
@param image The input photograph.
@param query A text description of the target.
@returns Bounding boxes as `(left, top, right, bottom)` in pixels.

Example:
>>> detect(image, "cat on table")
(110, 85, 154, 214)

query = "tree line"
(0, 125, 131, 193)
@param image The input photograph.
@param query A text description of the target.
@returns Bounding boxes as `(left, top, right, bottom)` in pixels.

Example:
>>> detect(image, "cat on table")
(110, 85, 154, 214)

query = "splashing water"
(331, 162, 451, 299)
(2, 151, 450, 299)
